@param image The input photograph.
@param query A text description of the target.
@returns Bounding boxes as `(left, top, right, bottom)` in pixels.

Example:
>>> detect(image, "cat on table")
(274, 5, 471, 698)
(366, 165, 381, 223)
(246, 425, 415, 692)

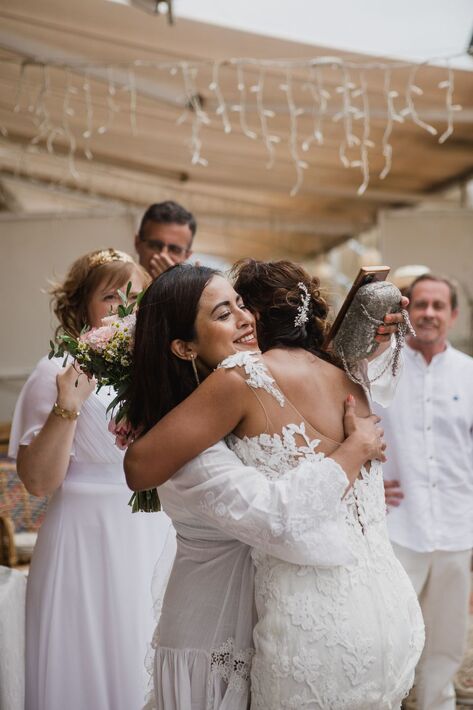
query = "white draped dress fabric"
(8, 356, 175, 710)
(218, 352, 425, 710)
(150, 444, 354, 709)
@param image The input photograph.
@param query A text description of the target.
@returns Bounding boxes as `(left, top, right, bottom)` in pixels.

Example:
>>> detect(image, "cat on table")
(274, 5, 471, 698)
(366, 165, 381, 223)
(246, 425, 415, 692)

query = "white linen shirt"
(373, 343, 473, 553)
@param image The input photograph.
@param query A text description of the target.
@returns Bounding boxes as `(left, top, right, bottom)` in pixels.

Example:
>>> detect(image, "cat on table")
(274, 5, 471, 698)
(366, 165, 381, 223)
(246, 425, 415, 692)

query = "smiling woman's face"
(86, 266, 146, 329)
(187, 275, 258, 369)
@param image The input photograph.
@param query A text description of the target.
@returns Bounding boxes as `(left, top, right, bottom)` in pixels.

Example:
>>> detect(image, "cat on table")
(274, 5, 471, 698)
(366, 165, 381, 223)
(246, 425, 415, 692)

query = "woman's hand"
(17, 364, 95, 498)
(56, 364, 95, 412)
(343, 395, 386, 463)
(329, 395, 386, 486)
(375, 296, 409, 344)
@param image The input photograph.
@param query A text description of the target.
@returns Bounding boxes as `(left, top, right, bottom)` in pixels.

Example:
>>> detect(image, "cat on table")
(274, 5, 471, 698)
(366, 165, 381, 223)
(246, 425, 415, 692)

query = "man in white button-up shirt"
(374, 274, 473, 710)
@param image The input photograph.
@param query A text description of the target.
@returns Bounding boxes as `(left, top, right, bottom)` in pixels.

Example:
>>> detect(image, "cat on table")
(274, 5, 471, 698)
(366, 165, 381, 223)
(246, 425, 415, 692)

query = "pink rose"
(120, 314, 136, 330)
(80, 325, 115, 350)
(101, 314, 120, 327)
(108, 416, 137, 450)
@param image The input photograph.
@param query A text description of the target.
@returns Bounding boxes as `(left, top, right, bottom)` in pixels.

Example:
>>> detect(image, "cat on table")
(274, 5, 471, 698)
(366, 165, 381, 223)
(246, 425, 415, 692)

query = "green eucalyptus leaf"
(106, 391, 125, 414)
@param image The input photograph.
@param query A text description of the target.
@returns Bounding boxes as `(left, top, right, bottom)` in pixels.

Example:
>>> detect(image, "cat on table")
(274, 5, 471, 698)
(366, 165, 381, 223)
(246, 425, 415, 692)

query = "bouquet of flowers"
(49, 283, 160, 513)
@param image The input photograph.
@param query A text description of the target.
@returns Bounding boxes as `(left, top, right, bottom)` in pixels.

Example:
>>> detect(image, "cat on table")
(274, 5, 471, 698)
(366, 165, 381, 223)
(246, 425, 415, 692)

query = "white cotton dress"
(217, 352, 425, 710)
(149, 440, 355, 710)
(8, 355, 175, 710)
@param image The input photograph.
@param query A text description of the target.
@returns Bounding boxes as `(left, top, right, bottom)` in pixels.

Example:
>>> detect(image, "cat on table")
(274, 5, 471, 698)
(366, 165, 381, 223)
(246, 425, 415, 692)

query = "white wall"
(0, 211, 137, 421)
(379, 208, 473, 354)
(2, 206, 472, 422)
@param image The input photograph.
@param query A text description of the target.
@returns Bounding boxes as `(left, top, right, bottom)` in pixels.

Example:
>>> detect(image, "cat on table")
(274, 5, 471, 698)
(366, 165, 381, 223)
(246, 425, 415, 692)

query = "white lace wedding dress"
(219, 351, 425, 710)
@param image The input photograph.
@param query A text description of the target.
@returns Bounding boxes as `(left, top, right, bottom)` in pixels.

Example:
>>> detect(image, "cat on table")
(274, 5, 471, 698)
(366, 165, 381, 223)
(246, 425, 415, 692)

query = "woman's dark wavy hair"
(232, 258, 336, 364)
(127, 264, 218, 434)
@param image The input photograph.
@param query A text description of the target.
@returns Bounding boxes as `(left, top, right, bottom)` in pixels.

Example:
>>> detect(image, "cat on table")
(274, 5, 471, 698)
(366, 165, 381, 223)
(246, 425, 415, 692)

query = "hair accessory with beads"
(88, 248, 134, 270)
(294, 282, 311, 328)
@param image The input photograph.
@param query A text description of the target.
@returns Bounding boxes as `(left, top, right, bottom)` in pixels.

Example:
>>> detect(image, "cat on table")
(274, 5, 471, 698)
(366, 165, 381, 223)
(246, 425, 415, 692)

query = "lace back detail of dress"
(216, 355, 424, 710)
(217, 350, 285, 407)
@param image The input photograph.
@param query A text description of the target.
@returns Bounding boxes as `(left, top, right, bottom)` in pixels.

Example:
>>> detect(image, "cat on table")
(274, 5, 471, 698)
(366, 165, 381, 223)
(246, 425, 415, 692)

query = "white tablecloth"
(0, 566, 26, 710)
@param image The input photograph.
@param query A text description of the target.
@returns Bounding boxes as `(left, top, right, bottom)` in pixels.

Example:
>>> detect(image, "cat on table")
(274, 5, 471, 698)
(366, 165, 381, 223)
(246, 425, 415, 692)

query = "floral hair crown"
(88, 248, 135, 270)
(294, 282, 311, 328)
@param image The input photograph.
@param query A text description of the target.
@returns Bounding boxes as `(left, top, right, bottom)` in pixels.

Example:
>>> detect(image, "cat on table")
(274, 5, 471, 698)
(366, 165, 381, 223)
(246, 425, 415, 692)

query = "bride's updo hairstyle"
(232, 259, 332, 359)
(127, 264, 219, 434)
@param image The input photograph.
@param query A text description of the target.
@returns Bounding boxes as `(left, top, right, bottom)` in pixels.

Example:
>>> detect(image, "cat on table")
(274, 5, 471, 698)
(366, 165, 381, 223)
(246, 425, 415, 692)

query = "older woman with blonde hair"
(8, 248, 174, 710)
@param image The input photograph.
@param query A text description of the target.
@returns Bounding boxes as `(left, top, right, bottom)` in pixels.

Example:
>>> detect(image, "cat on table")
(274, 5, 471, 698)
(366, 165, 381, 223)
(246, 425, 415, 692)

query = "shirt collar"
(406, 341, 451, 366)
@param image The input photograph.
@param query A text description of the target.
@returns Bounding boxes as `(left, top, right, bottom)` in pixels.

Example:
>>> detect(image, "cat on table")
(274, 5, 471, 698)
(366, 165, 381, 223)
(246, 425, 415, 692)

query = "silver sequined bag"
(332, 281, 414, 386)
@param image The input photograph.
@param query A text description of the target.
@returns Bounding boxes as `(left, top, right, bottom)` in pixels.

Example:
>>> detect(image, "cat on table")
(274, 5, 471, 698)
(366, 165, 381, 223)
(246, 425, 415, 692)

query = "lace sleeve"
(163, 442, 353, 568)
(217, 351, 285, 407)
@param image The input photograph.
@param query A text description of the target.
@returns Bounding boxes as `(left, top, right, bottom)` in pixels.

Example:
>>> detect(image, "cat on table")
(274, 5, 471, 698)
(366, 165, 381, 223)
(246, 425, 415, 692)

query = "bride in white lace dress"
(218, 350, 424, 709)
(125, 260, 424, 709)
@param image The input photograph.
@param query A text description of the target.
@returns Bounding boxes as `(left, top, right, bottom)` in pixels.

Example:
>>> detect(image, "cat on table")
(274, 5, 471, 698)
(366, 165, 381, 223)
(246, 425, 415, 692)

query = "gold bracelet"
(52, 402, 81, 421)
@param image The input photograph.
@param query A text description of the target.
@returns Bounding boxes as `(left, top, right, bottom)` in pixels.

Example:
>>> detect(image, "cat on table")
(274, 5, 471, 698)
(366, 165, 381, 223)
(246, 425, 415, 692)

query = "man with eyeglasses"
(135, 201, 196, 279)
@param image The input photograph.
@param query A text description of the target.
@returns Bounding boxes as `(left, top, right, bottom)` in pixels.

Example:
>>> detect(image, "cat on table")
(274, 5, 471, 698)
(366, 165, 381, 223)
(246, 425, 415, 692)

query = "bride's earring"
(190, 353, 200, 386)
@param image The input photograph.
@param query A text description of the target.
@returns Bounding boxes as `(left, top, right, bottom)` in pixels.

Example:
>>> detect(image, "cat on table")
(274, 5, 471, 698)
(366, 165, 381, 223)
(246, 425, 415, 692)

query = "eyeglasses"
(141, 238, 190, 258)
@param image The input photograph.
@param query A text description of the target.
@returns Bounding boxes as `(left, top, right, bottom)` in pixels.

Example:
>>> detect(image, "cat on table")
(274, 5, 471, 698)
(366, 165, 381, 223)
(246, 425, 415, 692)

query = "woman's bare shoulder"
(266, 350, 368, 409)
(316, 358, 368, 411)
(313, 356, 366, 393)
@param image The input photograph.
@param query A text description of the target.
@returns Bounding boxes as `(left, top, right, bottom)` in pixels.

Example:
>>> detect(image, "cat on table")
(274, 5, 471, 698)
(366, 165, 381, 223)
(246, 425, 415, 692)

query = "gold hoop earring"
(190, 354, 200, 386)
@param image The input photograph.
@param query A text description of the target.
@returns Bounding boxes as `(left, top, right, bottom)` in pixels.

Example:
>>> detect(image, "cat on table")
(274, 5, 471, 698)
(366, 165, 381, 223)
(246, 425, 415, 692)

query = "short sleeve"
(8, 356, 61, 458)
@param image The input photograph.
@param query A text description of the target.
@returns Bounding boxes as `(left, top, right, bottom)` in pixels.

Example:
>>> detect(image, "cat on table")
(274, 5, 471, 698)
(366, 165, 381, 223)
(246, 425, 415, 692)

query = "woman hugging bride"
(125, 259, 425, 710)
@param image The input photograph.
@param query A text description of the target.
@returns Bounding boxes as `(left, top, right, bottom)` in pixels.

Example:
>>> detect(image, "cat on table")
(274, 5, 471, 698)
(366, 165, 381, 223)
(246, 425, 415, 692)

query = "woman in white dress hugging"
(125, 261, 425, 709)
(8, 248, 174, 710)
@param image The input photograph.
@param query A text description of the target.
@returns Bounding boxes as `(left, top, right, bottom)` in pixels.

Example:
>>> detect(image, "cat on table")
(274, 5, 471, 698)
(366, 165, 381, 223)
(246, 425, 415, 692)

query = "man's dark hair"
(138, 201, 197, 241)
(407, 273, 458, 311)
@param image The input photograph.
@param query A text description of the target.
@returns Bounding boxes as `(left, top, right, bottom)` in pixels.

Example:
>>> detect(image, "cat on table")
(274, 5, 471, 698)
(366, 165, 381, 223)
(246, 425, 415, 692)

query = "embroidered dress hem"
(150, 645, 252, 710)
